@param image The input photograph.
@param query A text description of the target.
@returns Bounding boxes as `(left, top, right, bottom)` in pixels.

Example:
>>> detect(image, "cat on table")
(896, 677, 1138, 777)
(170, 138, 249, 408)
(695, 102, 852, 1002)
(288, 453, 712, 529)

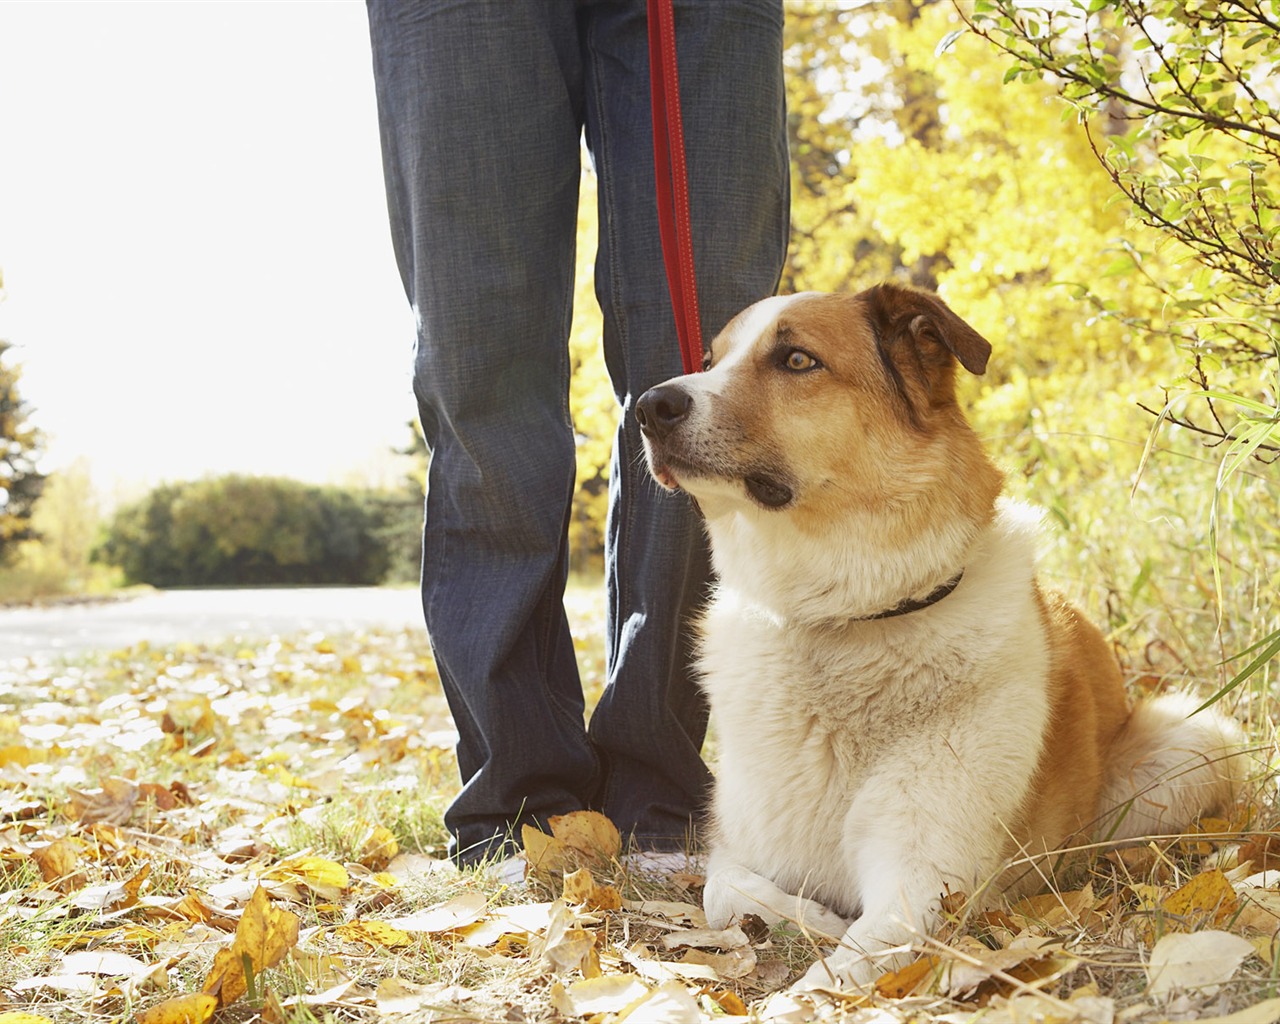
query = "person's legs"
(580, 0, 789, 848)
(368, 0, 597, 864)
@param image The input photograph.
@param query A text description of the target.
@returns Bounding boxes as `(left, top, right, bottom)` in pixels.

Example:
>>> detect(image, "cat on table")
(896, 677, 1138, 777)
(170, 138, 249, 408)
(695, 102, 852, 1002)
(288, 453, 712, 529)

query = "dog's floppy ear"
(865, 282, 990, 375)
(862, 283, 991, 415)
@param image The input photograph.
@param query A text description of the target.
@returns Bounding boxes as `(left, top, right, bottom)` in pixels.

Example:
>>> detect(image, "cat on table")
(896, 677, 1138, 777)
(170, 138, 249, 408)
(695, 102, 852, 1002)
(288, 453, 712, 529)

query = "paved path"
(0, 587, 424, 663)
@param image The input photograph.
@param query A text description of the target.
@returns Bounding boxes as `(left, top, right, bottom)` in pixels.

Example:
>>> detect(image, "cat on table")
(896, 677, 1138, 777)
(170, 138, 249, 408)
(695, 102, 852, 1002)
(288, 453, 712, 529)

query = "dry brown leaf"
(201, 886, 300, 1008)
(875, 955, 941, 998)
(31, 838, 84, 892)
(706, 988, 748, 1015)
(67, 777, 139, 825)
(1189, 996, 1280, 1024)
(135, 994, 218, 1024)
(939, 935, 1068, 999)
(621, 899, 707, 928)
(381, 979, 474, 1013)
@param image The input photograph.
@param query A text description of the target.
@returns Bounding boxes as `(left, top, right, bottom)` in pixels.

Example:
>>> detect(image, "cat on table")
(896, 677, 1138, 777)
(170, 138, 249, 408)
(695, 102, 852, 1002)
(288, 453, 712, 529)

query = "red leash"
(647, 0, 703, 375)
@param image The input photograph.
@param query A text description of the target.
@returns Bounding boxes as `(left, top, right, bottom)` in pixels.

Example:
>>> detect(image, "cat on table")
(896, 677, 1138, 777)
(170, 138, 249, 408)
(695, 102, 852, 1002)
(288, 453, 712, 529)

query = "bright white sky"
(0, 1, 417, 502)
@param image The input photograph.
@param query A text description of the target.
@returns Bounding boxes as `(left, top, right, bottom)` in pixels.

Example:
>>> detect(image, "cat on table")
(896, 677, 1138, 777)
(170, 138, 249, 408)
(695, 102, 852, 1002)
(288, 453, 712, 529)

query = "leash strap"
(647, 0, 703, 374)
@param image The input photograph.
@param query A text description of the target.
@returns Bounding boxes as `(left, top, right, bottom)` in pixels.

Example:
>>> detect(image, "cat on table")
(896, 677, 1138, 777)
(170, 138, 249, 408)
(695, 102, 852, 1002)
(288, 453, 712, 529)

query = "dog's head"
(637, 282, 1000, 534)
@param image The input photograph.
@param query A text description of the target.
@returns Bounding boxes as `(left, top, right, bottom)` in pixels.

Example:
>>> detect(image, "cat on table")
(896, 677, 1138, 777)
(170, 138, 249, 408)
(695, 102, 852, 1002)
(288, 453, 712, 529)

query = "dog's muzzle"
(636, 383, 691, 441)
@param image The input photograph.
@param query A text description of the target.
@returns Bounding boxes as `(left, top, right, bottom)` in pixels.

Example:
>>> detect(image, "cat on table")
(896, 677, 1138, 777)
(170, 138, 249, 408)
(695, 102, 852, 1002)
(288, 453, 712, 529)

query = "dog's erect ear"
(864, 282, 991, 377)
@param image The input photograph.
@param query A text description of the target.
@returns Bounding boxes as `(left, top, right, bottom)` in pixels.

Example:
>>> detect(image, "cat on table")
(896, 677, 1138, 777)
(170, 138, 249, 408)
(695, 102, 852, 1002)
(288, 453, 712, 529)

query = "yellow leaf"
(562, 866, 623, 912)
(201, 887, 300, 1008)
(31, 838, 84, 891)
(1162, 869, 1238, 931)
(333, 920, 413, 949)
(550, 975, 651, 1017)
(357, 825, 399, 871)
(549, 810, 621, 863)
(135, 993, 217, 1024)
(0, 1014, 58, 1024)
(0, 745, 41, 767)
(262, 856, 349, 900)
(522, 823, 573, 882)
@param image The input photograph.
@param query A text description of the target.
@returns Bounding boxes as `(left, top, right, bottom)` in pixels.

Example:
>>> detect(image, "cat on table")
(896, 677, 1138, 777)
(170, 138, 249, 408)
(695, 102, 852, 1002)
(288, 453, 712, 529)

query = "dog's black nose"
(636, 384, 692, 439)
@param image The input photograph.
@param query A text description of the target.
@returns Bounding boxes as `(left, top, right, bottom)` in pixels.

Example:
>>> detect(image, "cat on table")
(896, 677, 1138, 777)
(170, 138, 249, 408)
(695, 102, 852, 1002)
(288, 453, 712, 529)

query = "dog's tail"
(1098, 693, 1247, 842)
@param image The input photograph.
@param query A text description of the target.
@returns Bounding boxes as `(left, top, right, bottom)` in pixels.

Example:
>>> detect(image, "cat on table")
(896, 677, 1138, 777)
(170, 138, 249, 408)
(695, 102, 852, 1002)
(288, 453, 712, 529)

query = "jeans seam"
(582, 11, 629, 816)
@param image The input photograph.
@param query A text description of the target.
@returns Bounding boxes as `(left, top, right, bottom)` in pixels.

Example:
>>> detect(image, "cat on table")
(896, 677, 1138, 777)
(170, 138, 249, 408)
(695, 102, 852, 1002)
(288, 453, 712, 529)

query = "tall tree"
(0, 335, 46, 564)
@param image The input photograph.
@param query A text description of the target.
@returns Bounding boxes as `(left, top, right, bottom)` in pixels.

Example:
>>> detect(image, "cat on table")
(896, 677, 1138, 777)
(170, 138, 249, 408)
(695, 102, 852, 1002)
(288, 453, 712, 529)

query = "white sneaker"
(620, 850, 703, 877)
(483, 853, 527, 886)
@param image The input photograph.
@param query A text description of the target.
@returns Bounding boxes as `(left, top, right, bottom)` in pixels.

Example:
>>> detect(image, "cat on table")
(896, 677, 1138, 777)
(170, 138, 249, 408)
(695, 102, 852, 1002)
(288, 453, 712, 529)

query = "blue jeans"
(368, 0, 788, 864)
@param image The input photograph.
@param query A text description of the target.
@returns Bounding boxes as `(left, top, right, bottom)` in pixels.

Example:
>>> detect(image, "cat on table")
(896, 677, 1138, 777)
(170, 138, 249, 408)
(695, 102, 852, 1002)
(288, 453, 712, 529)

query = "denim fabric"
(368, 0, 788, 864)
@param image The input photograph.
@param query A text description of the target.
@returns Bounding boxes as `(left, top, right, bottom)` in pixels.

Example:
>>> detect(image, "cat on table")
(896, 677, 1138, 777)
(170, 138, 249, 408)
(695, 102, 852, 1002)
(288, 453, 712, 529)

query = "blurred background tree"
(0, 330, 46, 566)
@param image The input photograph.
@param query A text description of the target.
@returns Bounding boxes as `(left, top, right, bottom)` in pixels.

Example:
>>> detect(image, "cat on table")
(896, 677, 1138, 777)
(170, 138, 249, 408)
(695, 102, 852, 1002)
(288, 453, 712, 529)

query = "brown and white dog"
(636, 283, 1245, 991)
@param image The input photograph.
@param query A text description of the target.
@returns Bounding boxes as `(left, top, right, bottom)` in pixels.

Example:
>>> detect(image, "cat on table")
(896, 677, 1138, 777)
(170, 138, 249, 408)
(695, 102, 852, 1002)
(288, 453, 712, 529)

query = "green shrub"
(97, 475, 419, 587)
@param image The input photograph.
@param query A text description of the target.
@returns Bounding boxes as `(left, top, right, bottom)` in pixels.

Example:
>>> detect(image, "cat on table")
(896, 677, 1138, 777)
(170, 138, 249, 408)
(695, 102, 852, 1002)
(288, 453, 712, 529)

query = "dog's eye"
(783, 349, 820, 372)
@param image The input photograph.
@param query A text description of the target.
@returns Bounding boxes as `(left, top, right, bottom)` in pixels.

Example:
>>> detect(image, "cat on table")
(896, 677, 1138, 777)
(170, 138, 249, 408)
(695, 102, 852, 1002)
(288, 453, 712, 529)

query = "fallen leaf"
(534, 901, 600, 976)
(385, 891, 487, 933)
(1189, 996, 1280, 1024)
(661, 924, 749, 951)
(333, 919, 413, 949)
(876, 956, 940, 998)
(613, 979, 704, 1023)
(1161, 869, 1238, 931)
(135, 993, 218, 1024)
(548, 810, 622, 863)
(1146, 930, 1254, 998)
(939, 935, 1068, 999)
(679, 945, 757, 979)
(202, 886, 301, 1008)
(562, 866, 623, 911)
(550, 975, 652, 1017)
(67, 777, 140, 825)
(356, 824, 398, 871)
(622, 899, 707, 928)
(456, 901, 557, 947)
(522, 824, 574, 882)
(375, 977, 473, 1016)
(707, 988, 749, 1015)
(30, 838, 84, 892)
(260, 855, 350, 901)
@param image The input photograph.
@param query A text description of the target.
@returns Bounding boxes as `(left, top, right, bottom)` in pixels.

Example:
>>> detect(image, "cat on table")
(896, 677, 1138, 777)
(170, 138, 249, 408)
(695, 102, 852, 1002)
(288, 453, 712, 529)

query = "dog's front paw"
(704, 865, 847, 940)
(792, 950, 878, 994)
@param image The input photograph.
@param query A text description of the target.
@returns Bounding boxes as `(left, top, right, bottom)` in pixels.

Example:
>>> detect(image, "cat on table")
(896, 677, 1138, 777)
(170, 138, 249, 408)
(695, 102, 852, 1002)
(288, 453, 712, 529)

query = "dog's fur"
(636, 284, 1245, 990)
